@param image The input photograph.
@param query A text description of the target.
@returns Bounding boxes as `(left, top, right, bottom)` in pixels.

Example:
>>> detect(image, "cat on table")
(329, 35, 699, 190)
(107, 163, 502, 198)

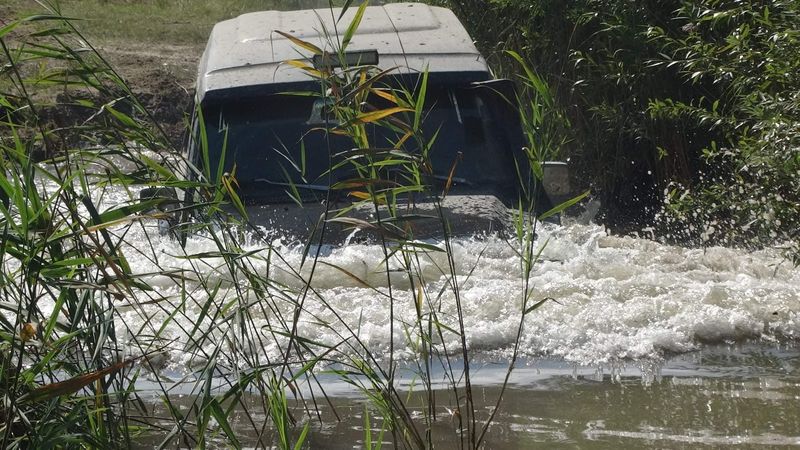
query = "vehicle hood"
(237, 194, 515, 243)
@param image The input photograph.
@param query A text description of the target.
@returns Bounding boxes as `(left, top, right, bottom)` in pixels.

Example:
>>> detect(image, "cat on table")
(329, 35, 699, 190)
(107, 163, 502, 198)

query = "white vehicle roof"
(197, 3, 489, 101)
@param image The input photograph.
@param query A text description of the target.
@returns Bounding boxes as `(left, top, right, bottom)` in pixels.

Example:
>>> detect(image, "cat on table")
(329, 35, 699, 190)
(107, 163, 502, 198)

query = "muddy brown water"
(114, 205, 799, 448)
(133, 345, 800, 449)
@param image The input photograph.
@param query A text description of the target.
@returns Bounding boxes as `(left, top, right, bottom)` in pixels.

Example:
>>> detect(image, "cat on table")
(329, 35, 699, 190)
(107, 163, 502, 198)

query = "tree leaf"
(22, 359, 134, 403)
(351, 107, 412, 125)
(524, 297, 553, 316)
(538, 190, 590, 221)
(275, 30, 323, 55)
(86, 198, 173, 228)
(342, 1, 369, 50)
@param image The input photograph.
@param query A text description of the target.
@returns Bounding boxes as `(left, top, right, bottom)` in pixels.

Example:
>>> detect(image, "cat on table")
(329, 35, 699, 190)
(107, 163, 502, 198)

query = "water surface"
(112, 198, 799, 447)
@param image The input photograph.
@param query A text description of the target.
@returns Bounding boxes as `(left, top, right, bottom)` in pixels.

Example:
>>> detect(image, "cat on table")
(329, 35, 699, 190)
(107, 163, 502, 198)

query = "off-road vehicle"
(148, 3, 570, 241)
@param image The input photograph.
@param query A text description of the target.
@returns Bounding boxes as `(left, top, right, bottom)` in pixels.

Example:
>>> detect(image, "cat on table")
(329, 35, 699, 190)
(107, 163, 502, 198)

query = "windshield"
(198, 83, 519, 204)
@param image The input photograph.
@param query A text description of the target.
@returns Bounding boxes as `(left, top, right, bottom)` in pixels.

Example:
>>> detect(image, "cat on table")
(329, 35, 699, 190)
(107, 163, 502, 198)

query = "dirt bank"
(95, 42, 202, 147)
(16, 41, 202, 153)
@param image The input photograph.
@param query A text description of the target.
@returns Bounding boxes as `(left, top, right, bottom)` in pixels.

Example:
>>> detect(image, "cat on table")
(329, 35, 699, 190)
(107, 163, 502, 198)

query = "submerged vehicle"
(148, 3, 570, 242)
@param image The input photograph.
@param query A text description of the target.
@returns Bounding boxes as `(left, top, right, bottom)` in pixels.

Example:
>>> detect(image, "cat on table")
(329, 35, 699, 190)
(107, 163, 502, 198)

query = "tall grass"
(1, 2, 569, 448)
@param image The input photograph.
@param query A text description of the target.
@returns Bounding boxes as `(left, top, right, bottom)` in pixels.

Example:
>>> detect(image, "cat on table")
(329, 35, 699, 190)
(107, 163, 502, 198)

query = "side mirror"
(541, 161, 571, 207)
(306, 98, 339, 127)
(473, 80, 573, 216)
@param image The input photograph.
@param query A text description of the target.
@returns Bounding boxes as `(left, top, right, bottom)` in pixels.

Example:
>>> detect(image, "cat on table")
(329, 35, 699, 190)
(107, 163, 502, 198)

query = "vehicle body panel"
(197, 4, 490, 100)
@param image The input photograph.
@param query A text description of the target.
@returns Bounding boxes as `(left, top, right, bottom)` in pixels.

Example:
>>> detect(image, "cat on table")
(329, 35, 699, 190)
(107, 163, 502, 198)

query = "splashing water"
(115, 206, 799, 373)
(11, 175, 799, 447)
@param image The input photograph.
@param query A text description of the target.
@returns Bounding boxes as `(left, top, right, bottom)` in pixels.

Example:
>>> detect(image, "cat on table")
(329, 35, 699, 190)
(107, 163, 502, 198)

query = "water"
(118, 212, 799, 368)
(136, 346, 800, 448)
(104, 184, 800, 447)
(25, 178, 799, 446)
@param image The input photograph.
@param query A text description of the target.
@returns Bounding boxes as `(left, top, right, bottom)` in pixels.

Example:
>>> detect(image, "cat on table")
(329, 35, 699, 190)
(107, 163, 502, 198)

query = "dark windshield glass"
(199, 84, 519, 204)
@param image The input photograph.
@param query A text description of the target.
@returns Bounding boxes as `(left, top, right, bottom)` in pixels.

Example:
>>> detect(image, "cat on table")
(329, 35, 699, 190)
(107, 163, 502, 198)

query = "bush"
(648, 0, 800, 262)
(443, 0, 799, 261)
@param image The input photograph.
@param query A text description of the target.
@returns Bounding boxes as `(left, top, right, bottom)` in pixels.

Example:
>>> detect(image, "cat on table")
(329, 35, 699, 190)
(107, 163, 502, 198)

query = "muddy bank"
(26, 43, 200, 153)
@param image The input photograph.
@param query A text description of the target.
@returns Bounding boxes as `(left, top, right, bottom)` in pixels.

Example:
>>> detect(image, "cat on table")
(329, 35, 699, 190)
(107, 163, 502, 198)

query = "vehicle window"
(200, 84, 517, 204)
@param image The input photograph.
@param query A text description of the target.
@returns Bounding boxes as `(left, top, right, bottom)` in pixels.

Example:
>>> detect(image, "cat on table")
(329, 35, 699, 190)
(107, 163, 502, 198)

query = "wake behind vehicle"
(146, 3, 570, 242)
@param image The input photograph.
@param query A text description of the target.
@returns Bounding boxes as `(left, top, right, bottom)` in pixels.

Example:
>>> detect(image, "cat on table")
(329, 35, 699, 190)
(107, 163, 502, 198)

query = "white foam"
(110, 219, 800, 370)
(13, 164, 795, 375)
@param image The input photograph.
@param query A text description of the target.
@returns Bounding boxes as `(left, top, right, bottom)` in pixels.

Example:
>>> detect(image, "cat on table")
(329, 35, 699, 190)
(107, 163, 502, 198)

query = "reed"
(0, 2, 573, 448)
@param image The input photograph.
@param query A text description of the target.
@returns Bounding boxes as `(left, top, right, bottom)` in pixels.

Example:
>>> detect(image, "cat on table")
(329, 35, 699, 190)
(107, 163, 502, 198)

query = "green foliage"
(1, 13, 162, 449)
(272, 11, 496, 446)
(647, 1, 799, 261)
(445, 0, 799, 262)
(1, 2, 562, 449)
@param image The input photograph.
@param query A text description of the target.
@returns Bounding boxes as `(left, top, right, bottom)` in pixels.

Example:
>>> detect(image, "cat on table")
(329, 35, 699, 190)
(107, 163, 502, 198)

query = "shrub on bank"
(443, 0, 799, 261)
